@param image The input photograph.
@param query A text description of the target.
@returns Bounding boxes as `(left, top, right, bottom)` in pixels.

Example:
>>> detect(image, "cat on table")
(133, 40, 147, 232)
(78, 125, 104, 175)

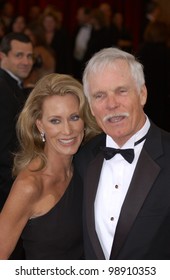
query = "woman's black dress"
(21, 170, 84, 260)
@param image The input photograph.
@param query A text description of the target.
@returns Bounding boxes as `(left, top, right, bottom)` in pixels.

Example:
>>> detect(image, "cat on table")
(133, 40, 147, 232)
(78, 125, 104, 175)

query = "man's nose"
(106, 94, 119, 109)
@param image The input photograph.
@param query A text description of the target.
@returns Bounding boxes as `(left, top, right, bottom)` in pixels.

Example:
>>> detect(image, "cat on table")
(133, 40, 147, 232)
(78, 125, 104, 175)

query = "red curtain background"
(8, 0, 145, 51)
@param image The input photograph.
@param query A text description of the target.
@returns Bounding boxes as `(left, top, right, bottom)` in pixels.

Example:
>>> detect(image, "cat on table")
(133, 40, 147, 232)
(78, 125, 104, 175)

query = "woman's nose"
(63, 121, 72, 134)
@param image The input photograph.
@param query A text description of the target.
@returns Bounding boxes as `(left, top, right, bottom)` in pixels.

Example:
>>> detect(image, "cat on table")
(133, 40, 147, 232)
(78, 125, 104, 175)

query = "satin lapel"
(85, 151, 106, 259)
(110, 148, 160, 259)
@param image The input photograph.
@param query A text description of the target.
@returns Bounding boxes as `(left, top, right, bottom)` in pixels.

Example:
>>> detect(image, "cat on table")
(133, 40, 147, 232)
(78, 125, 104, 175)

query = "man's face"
(1, 40, 33, 79)
(88, 60, 147, 147)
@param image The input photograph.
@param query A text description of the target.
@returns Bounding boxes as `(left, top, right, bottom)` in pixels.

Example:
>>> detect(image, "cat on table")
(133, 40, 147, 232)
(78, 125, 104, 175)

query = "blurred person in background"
(40, 6, 72, 74)
(99, 2, 118, 47)
(83, 8, 112, 64)
(0, 1, 14, 30)
(140, 0, 161, 43)
(0, 32, 33, 259)
(8, 15, 26, 33)
(24, 22, 56, 89)
(112, 12, 133, 53)
(137, 20, 170, 131)
(72, 6, 92, 81)
(0, 18, 6, 42)
(27, 5, 41, 25)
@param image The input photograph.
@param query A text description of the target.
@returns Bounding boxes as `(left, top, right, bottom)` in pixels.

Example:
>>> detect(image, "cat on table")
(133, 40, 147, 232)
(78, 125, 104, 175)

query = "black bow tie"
(100, 146, 134, 163)
(100, 134, 147, 163)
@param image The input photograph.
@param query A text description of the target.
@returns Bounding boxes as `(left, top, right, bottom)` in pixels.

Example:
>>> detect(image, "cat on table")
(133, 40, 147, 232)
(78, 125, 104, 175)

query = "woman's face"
(12, 16, 26, 33)
(42, 15, 56, 32)
(36, 94, 84, 156)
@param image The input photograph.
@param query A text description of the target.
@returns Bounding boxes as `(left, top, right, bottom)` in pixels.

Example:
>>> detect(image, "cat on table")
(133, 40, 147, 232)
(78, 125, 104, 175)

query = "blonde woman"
(0, 73, 100, 260)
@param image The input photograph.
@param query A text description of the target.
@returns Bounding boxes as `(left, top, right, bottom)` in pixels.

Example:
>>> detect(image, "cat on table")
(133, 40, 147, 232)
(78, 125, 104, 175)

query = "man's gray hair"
(82, 47, 145, 99)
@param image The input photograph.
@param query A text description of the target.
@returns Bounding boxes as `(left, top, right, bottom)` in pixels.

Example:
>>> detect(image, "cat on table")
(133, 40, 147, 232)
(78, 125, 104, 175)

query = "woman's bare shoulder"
(0, 168, 43, 223)
(11, 169, 42, 204)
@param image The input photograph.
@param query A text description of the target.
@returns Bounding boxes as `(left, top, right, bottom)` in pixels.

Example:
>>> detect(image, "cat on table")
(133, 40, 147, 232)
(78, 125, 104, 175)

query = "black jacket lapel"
(85, 150, 106, 259)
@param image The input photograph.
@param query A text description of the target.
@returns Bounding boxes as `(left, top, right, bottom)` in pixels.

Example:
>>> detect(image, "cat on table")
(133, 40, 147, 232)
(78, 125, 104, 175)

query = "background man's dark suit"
(75, 122, 170, 259)
(0, 69, 28, 259)
(0, 69, 27, 210)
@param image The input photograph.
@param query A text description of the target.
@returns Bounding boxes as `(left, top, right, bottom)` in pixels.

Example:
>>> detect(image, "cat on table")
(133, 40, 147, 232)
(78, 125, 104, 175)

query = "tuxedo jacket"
(75, 122, 170, 259)
(0, 69, 27, 210)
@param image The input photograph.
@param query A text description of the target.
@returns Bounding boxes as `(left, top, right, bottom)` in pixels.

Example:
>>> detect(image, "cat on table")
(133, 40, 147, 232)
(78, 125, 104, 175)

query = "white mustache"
(103, 112, 129, 122)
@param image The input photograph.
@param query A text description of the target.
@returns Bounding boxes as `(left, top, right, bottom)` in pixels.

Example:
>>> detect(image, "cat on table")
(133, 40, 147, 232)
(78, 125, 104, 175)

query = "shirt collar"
(3, 69, 22, 86)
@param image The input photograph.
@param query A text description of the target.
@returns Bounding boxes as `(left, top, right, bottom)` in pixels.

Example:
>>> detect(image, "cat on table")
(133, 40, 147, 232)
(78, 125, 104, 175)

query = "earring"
(40, 132, 45, 142)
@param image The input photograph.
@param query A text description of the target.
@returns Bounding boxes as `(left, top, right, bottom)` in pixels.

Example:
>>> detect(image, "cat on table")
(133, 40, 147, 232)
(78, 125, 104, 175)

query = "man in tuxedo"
(75, 47, 170, 259)
(0, 32, 33, 258)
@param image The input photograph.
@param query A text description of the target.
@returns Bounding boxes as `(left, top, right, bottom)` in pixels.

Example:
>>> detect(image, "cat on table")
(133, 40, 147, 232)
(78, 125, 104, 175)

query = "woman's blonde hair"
(13, 73, 101, 176)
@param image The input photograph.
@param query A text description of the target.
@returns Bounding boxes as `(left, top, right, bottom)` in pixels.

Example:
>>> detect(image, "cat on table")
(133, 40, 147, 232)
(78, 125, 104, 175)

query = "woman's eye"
(50, 118, 60, 124)
(71, 114, 80, 121)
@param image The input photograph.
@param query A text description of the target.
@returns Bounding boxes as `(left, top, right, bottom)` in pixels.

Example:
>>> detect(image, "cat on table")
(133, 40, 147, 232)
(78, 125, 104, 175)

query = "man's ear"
(0, 51, 6, 61)
(140, 84, 147, 107)
(0, 51, 6, 57)
(89, 102, 95, 117)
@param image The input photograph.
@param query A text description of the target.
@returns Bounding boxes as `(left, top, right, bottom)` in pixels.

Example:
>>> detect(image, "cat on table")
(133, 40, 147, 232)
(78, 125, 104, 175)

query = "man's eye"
(94, 93, 103, 99)
(16, 53, 23, 58)
(28, 54, 34, 60)
(118, 88, 128, 95)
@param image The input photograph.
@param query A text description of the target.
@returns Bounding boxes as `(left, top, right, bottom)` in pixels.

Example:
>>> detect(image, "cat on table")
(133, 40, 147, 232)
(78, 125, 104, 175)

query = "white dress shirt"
(94, 117, 150, 259)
